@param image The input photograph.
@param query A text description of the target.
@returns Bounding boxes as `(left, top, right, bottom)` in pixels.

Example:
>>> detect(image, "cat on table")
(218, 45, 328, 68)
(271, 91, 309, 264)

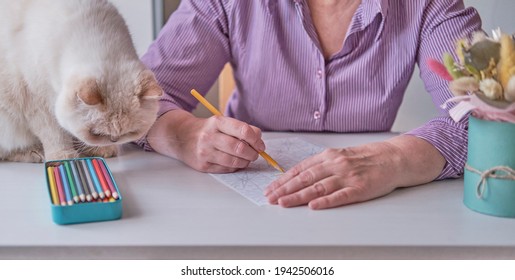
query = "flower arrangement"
(428, 28, 515, 123)
(428, 29, 515, 218)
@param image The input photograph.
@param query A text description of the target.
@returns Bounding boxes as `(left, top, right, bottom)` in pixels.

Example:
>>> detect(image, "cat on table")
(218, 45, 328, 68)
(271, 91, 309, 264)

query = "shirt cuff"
(133, 99, 182, 152)
(405, 117, 469, 180)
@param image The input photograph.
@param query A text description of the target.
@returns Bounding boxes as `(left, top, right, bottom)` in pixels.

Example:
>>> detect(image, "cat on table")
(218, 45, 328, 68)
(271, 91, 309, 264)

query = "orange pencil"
(92, 159, 111, 198)
(190, 89, 285, 173)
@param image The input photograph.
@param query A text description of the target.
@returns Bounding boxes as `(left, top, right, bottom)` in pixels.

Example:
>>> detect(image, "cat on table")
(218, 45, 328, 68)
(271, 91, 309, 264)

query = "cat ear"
(77, 79, 103, 106)
(137, 70, 163, 101)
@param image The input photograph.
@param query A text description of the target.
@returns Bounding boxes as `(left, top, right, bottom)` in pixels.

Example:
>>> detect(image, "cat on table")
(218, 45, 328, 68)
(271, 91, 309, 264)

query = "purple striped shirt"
(139, 0, 481, 179)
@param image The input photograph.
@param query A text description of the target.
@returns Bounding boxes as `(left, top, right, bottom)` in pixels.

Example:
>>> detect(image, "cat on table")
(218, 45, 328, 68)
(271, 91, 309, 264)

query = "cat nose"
(110, 136, 119, 142)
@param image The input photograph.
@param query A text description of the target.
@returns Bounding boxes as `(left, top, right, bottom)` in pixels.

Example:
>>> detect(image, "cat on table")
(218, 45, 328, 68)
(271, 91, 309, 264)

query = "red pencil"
(98, 159, 119, 200)
(53, 166, 67, 206)
(92, 159, 111, 198)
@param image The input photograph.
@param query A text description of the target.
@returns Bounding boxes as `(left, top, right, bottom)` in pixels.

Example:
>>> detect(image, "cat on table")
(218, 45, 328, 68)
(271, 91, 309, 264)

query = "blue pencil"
(86, 159, 105, 199)
(70, 161, 86, 202)
(58, 164, 74, 206)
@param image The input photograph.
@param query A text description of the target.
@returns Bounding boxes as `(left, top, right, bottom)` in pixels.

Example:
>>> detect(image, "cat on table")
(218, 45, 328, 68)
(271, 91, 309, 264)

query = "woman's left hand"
(264, 136, 445, 210)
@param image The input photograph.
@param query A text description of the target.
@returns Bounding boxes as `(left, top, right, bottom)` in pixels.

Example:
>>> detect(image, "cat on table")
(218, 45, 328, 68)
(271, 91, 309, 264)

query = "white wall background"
(112, 0, 515, 129)
(109, 0, 154, 56)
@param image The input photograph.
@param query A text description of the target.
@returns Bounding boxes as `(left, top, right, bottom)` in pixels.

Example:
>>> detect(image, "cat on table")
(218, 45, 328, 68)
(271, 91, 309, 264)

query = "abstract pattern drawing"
(211, 137, 324, 206)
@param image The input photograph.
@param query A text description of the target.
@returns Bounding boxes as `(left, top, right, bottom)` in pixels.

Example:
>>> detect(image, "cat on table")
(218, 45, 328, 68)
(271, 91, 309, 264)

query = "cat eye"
(89, 130, 103, 137)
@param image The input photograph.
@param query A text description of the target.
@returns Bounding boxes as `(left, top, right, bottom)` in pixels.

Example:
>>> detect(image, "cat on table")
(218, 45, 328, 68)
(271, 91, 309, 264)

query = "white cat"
(0, 0, 162, 162)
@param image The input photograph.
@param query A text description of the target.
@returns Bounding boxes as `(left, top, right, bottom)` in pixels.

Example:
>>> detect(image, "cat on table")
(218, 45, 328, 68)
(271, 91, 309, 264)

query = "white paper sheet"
(211, 137, 325, 205)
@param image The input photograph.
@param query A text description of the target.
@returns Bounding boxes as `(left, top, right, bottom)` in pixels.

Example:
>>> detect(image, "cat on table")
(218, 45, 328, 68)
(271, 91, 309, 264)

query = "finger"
(266, 161, 332, 204)
(202, 163, 239, 174)
(264, 151, 325, 196)
(308, 186, 366, 210)
(277, 176, 340, 208)
(215, 116, 265, 151)
(212, 132, 260, 162)
(207, 149, 252, 169)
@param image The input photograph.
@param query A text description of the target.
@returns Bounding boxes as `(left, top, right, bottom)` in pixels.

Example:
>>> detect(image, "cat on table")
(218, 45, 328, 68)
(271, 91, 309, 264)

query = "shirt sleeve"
(405, 0, 482, 179)
(135, 0, 232, 151)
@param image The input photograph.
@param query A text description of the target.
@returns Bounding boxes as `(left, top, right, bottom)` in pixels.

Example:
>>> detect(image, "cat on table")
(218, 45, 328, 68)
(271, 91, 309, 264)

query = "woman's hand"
(264, 136, 446, 209)
(147, 110, 265, 173)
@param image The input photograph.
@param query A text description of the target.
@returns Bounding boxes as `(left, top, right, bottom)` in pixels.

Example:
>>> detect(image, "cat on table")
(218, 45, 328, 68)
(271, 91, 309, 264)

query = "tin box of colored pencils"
(45, 157, 122, 225)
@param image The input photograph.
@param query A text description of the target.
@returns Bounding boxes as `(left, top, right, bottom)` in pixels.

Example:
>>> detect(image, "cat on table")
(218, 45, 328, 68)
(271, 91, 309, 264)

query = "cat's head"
(55, 67, 163, 147)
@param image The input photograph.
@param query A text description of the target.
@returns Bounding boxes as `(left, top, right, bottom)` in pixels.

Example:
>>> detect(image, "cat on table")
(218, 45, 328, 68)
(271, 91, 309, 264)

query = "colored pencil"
(80, 160, 98, 200)
(98, 159, 118, 199)
(46, 166, 59, 205)
(190, 89, 284, 173)
(86, 159, 105, 199)
(92, 159, 111, 198)
(53, 166, 66, 206)
(76, 160, 93, 201)
(64, 161, 79, 203)
(58, 164, 74, 206)
(70, 161, 86, 202)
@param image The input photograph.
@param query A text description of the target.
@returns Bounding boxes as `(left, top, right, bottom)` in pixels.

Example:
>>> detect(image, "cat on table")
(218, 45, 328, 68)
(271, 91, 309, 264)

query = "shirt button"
(316, 69, 323, 79)
(313, 111, 321, 120)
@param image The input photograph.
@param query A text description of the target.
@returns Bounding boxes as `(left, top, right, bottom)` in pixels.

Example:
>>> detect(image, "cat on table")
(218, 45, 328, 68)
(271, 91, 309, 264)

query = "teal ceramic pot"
(463, 116, 515, 217)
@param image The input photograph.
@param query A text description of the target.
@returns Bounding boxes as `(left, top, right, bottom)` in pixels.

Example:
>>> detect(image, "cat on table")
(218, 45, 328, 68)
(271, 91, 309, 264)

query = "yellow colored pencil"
(191, 89, 285, 173)
(46, 166, 59, 205)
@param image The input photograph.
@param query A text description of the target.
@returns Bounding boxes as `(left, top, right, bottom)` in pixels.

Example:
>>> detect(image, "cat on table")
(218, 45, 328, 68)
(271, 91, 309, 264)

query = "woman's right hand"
(147, 110, 265, 173)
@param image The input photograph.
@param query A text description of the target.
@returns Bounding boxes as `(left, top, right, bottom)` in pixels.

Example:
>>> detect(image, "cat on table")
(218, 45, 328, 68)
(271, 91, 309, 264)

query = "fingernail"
(278, 198, 291, 208)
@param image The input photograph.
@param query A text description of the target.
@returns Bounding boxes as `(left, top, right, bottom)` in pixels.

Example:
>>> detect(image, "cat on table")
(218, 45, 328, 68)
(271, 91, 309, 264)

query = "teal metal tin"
(45, 157, 122, 225)
(464, 116, 515, 217)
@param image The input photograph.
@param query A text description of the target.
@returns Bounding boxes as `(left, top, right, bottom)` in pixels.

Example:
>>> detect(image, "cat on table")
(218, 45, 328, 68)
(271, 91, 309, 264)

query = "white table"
(1, 132, 514, 259)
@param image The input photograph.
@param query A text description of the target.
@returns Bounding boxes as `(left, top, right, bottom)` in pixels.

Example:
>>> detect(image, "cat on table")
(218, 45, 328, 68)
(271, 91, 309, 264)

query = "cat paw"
(46, 149, 80, 161)
(81, 145, 119, 158)
(5, 147, 45, 163)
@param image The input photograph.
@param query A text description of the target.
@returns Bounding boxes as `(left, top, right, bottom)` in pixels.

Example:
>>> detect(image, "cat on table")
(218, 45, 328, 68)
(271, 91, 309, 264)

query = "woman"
(138, 0, 481, 209)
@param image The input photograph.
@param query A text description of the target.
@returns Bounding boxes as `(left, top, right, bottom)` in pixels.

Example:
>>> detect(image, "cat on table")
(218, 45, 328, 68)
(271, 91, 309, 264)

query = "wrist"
(386, 135, 446, 186)
(147, 110, 197, 159)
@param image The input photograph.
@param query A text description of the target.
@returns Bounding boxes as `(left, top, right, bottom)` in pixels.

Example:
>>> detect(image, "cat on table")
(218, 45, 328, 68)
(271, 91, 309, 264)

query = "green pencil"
(64, 161, 79, 203)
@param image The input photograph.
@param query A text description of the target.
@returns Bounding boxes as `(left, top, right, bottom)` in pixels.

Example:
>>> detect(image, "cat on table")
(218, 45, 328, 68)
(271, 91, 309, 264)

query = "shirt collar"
(288, 0, 389, 40)
(291, 0, 388, 13)
(360, 0, 389, 27)
(354, 0, 388, 40)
